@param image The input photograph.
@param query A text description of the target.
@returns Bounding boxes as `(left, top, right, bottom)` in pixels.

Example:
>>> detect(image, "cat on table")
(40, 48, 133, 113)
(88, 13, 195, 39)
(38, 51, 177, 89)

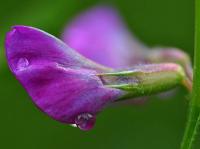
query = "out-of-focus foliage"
(0, 0, 195, 149)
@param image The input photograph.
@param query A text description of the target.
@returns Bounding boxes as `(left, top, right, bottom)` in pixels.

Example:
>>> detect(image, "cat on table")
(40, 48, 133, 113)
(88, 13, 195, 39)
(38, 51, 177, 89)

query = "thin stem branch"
(181, 0, 200, 148)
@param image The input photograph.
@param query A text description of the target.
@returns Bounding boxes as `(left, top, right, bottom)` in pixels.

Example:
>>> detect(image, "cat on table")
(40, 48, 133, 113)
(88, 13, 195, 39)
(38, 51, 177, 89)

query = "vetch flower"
(5, 25, 191, 131)
(63, 6, 193, 82)
(62, 6, 146, 68)
(5, 25, 124, 130)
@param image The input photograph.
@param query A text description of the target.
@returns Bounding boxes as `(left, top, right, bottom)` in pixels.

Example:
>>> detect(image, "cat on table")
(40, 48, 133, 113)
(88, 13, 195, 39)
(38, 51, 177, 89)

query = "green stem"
(181, 0, 200, 148)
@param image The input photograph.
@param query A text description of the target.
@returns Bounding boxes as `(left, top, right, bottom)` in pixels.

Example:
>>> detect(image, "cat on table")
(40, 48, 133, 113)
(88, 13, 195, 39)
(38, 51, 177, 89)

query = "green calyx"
(98, 63, 190, 100)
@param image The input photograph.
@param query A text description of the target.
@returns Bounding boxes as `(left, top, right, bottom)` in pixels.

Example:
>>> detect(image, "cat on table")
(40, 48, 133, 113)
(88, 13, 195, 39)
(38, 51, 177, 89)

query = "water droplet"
(17, 58, 29, 71)
(69, 124, 77, 128)
(75, 113, 96, 131)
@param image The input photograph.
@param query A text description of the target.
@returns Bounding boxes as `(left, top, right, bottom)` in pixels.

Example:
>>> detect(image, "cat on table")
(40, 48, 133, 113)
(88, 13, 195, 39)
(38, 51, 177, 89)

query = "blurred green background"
(0, 0, 196, 149)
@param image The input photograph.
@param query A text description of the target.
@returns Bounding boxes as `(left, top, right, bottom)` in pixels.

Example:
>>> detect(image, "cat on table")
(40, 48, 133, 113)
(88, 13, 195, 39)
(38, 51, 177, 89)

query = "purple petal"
(62, 6, 146, 68)
(6, 26, 109, 74)
(5, 26, 123, 127)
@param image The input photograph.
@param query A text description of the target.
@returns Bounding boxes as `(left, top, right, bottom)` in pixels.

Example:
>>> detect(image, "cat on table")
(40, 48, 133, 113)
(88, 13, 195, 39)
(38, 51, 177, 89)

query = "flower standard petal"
(62, 6, 145, 68)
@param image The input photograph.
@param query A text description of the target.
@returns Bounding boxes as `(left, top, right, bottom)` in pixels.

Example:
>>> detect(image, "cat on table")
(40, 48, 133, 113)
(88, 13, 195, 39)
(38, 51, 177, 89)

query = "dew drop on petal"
(17, 58, 29, 71)
(75, 113, 96, 131)
(69, 124, 77, 128)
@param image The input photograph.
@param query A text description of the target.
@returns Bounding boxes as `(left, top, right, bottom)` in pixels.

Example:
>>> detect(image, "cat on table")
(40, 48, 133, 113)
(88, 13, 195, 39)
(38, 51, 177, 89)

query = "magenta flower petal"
(63, 6, 145, 68)
(5, 26, 123, 130)
(6, 26, 110, 73)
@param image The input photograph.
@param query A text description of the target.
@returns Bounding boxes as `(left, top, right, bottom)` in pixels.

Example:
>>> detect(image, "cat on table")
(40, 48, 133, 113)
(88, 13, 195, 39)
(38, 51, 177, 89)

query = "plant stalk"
(181, 0, 200, 148)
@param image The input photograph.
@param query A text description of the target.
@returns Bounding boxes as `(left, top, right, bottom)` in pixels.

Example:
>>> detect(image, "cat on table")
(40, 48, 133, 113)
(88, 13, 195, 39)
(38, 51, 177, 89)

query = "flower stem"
(181, 0, 200, 148)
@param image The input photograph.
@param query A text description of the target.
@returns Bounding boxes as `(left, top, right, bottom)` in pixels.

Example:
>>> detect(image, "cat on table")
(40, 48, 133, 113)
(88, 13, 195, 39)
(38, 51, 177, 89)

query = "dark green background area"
(0, 0, 196, 149)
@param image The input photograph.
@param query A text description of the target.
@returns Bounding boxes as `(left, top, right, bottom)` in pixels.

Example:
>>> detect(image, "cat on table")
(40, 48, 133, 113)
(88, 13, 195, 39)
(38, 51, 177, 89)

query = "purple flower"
(5, 26, 124, 130)
(63, 6, 146, 68)
(5, 7, 192, 131)
(63, 6, 192, 81)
